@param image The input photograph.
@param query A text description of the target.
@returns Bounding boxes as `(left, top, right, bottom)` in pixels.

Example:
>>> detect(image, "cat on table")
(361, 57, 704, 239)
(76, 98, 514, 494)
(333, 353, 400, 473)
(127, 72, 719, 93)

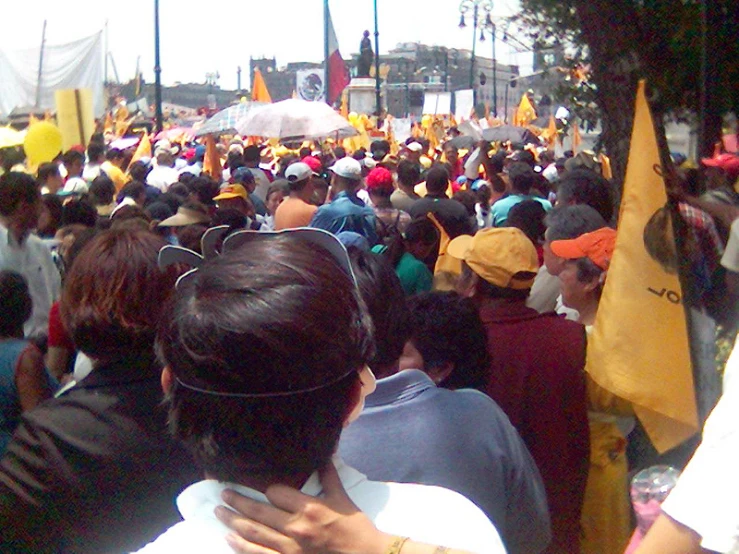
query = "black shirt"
(409, 194, 476, 238)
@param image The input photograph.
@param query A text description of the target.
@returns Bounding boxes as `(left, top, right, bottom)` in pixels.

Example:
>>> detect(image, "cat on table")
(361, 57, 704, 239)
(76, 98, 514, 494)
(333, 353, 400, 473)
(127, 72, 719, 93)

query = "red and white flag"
(326, 6, 350, 105)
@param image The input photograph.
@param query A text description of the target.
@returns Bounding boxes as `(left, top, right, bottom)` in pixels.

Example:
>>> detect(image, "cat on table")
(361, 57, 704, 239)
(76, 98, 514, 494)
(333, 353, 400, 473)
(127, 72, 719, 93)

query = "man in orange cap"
(447, 227, 589, 554)
(549, 227, 633, 554)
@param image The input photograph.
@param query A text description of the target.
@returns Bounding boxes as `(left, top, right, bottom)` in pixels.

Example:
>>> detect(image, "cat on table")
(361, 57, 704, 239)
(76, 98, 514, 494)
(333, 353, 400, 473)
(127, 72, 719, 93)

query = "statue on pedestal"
(358, 30, 373, 78)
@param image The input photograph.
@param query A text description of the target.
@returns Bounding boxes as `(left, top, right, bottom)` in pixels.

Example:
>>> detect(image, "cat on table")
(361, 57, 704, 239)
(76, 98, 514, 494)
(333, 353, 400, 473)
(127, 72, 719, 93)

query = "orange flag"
(599, 152, 613, 180)
(251, 69, 272, 103)
(103, 112, 114, 134)
(544, 115, 558, 148)
(203, 135, 223, 182)
(514, 94, 536, 127)
(572, 123, 582, 153)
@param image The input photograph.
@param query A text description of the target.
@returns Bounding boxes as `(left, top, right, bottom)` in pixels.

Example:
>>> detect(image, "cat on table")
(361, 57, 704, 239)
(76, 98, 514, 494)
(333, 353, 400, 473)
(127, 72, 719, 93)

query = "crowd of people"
(0, 124, 738, 554)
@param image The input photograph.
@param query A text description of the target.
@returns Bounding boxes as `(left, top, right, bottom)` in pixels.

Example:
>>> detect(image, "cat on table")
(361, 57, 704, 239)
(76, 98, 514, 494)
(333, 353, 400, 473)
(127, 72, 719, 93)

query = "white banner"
(296, 70, 326, 102)
(454, 89, 474, 122)
(0, 31, 104, 118)
(422, 92, 452, 116)
(393, 118, 413, 144)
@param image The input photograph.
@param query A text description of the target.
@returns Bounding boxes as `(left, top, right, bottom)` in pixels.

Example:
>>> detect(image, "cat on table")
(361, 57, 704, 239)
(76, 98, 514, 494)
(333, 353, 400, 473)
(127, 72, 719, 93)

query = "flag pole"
(324, 0, 330, 105)
(373, 0, 381, 117)
(154, 0, 163, 133)
(35, 20, 47, 109)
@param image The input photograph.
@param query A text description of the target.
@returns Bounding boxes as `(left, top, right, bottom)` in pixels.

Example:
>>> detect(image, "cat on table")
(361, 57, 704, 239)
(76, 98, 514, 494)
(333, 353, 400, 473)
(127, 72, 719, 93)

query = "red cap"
(365, 167, 394, 195)
(702, 153, 739, 179)
(301, 156, 322, 174)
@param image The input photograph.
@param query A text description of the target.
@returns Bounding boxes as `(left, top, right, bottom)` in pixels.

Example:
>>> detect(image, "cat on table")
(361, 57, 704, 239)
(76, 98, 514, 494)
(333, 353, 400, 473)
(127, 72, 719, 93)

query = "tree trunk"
(572, 0, 672, 201)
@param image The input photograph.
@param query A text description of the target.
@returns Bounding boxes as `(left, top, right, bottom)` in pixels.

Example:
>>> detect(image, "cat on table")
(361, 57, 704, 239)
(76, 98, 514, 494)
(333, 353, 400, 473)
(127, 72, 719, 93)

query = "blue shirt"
(339, 370, 552, 554)
(491, 194, 553, 227)
(310, 191, 378, 245)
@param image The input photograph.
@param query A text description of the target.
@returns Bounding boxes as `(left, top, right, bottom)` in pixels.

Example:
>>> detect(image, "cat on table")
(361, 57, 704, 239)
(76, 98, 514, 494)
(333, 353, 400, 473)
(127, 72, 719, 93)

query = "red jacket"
(478, 299, 589, 554)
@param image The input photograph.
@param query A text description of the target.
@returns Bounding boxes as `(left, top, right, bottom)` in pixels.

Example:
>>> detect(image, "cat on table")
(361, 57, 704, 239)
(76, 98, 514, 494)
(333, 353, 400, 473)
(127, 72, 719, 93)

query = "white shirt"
(721, 219, 739, 273)
(660, 338, 739, 553)
(0, 223, 61, 337)
(135, 458, 505, 554)
(146, 166, 180, 192)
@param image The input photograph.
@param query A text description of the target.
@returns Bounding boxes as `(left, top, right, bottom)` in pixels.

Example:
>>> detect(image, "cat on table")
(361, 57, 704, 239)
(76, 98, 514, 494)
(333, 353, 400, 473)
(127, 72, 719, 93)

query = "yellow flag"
(572, 123, 581, 153)
(203, 135, 223, 182)
(28, 113, 40, 126)
(103, 112, 114, 134)
(428, 213, 462, 291)
(587, 80, 698, 453)
(340, 91, 349, 119)
(514, 94, 536, 127)
(128, 131, 151, 168)
(251, 69, 272, 103)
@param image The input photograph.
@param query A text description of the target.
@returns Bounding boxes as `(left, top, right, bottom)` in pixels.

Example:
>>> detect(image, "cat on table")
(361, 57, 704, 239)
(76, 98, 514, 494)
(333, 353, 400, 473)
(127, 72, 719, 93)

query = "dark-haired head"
(38, 194, 63, 238)
(349, 248, 409, 379)
(0, 271, 32, 338)
(61, 199, 97, 228)
(556, 169, 614, 222)
(88, 175, 116, 207)
(403, 291, 489, 390)
(61, 228, 178, 362)
(425, 166, 450, 196)
(158, 233, 374, 483)
(507, 200, 547, 246)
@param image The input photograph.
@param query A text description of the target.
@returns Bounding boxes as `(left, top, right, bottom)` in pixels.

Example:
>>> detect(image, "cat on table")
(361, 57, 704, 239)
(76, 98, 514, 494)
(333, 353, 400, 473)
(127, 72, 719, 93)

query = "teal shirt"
(491, 194, 553, 227)
(371, 246, 433, 296)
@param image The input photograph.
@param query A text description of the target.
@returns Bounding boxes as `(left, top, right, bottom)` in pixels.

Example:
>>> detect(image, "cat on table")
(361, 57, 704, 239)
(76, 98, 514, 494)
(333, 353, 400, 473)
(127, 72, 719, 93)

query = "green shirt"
(371, 246, 433, 296)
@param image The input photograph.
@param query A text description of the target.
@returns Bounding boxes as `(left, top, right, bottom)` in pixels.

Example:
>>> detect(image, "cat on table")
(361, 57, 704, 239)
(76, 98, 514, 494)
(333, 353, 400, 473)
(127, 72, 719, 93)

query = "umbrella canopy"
(235, 99, 357, 141)
(195, 102, 267, 137)
(482, 125, 540, 145)
(0, 126, 24, 149)
(446, 135, 477, 150)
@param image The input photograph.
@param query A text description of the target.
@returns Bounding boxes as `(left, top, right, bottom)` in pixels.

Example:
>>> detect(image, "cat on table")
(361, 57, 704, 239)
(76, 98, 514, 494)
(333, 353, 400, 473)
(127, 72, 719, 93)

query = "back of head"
(349, 248, 410, 378)
(507, 199, 547, 245)
(188, 176, 220, 206)
(89, 175, 116, 206)
(87, 142, 105, 163)
(158, 233, 373, 482)
(128, 161, 151, 183)
(62, 149, 85, 167)
(61, 228, 177, 361)
(243, 145, 261, 164)
(0, 270, 32, 336)
(545, 204, 608, 242)
(37, 162, 60, 182)
(0, 172, 39, 217)
(425, 165, 450, 195)
(397, 159, 421, 187)
(557, 169, 614, 222)
(406, 291, 489, 390)
(508, 162, 537, 194)
(61, 199, 97, 228)
(105, 148, 123, 162)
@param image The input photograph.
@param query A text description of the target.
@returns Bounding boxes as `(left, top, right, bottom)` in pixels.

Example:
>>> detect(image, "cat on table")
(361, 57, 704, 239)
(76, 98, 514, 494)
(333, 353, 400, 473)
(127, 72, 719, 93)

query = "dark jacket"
(0, 354, 199, 554)
(478, 299, 589, 554)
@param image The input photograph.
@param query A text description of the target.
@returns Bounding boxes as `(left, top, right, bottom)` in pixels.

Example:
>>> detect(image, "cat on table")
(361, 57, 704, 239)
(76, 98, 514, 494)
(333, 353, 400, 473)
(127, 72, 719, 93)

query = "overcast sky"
(3, 0, 532, 90)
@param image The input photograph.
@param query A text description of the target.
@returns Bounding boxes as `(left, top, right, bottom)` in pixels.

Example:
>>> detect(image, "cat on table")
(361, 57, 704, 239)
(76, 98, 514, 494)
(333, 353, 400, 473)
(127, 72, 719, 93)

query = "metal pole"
(444, 48, 449, 92)
(237, 66, 242, 92)
(324, 0, 330, 105)
(504, 83, 509, 123)
(154, 0, 163, 133)
(491, 25, 497, 116)
(35, 20, 47, 109)
(374, 0, 381, 117)
(469, 4, 477, 95)
(104, 20, 109, 84)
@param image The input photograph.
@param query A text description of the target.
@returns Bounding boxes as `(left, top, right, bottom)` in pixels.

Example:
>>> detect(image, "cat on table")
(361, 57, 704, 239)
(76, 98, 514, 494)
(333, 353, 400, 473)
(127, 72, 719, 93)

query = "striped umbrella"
(194, 102, 267, 137)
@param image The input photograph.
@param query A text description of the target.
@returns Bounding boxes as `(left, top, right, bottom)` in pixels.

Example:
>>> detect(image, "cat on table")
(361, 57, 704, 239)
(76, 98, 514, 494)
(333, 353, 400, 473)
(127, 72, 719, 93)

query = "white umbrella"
(234, 99, 357, 141)
(194, 102, 267, 137)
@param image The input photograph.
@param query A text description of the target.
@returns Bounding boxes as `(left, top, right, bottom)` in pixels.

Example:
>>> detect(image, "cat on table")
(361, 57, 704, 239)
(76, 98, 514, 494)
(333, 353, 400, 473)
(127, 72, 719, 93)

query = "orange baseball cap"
(446, 228, 539, 289)
(213, 184, 248, 201)
(549, 227, 617, 270)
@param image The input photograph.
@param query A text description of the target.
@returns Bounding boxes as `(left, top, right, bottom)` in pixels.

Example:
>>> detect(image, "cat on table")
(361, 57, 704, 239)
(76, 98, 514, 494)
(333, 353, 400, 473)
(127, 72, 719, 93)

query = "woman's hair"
(381, 217, 439, 269)
(39, 194, 63, 236)
(158, 234, 373, 482)
(349, 248, 409, 378)
(407, 291, 489, 390)
(61, 228, 179, 360)
(0, 271, 32, 336)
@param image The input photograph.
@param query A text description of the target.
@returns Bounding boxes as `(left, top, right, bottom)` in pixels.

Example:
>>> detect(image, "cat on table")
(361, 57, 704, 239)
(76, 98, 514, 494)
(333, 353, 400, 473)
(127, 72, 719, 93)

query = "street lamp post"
(154, 0, 163, 133)
(458, 0, 493, 105)
(373, 0, 382, 117)
(480, 21, 497, 116)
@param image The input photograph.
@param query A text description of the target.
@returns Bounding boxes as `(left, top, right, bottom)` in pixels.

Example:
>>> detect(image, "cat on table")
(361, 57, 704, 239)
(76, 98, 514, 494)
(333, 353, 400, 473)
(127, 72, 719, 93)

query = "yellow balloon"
(348, 112, 359, 125)
(421, 115, 432, 129)
(23, 122, 63, 167)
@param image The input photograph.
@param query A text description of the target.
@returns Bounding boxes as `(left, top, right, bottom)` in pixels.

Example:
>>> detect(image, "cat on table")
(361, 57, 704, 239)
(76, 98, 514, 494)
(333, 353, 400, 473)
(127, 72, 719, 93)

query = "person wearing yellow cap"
(550, 227, 633, 554)
(446, 227, 589, 554)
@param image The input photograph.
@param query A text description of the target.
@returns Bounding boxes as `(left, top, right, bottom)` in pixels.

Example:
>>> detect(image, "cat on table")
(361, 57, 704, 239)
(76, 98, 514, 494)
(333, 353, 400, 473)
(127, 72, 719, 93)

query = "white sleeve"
(720, 218, 739, 272)
(660, 389, 739, 553)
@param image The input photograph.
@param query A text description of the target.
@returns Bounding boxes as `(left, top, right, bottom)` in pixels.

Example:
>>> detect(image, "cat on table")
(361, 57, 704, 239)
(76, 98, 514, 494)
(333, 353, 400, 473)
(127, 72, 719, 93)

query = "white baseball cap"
(329, 157, 362, 181)
(406, 142, 423, 153)
(285, 162, 313, 183)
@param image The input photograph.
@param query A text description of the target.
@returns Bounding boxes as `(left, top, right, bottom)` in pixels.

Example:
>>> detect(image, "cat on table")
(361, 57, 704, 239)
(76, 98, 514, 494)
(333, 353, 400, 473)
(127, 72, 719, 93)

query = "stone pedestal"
(347, 77, 382, 115)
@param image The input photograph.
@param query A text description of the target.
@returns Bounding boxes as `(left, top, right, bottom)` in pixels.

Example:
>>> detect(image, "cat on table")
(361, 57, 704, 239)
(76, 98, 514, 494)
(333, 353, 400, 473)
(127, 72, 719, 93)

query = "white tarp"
(0, 31, 104, 118)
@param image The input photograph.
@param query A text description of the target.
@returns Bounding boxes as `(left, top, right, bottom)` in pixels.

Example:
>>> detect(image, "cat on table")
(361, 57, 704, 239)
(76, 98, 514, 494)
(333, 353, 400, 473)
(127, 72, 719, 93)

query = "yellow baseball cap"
(446, 227, 539, 289)
(213, 184, 248, 201)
